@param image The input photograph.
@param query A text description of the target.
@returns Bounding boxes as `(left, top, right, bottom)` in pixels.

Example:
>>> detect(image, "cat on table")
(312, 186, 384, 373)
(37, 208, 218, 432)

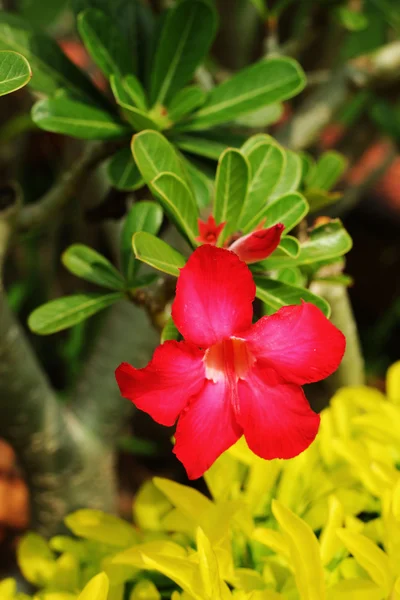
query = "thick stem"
(311, 282, 365, 388)
(70, 301, 159, 444)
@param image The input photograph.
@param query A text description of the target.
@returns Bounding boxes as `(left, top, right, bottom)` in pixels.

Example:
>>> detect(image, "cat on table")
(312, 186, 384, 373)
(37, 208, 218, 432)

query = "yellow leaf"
(234, 568, 265, 591)
(272, 500, 326, 600)
(387, 361, 400, 404)
(17, 532, 56, 587)
(112, 540, 187, 568)
(245, 460, 281, 516)
(139, 553, 203, 600)
(133, 480, 172, 531)
(65, 510, 138, 548)
(49, 552, 80, 592)
(204, 452, 241, 502)
(336, 529, 393, 594)
(0, 579, 16, 598)
(326, 579, 384, 600)
(161, 508, 195, 535)
(392, 477, 400, 521)
(196, 527, 222, 600)
(392, 575, 400, 600)
(77, 572, 109, 600)
(153, 478, 214, 526)
(319, 496, 344, 565)
(252, 528, 290, 560)
(129, 579, 161, 599)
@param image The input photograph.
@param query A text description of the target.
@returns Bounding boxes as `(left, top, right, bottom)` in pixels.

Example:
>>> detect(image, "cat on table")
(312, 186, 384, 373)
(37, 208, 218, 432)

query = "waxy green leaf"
(32, 96, 129, 140)
(255, 276, 330, 316)
(183, 158, 214, 209)
(62, 244, 125, 290)
(78, 8, 134, 78)
(132, 232, 186, 277)
(184, 57, 306, 130)
(149, 0, 217, 105)
(151, 173, 199, 246)
(28, 292, 123, 334)
(269, 149, 302, 201)
(214, 149, 249, 243)
(121, 201, 163, 284)
(262, 192, 309, 233)
(111, 74, 160, 131)
(278, 236, 300, 258)
(132, 130, 188, 184)
(173, 134, 231, 160)
(167, 86, 206, 122)
(239, 141, 285, 232)
(108, 148, 144, 191)
(124, 74, 148, 111)
(306, 151, 347, 191)
(0, 50, 31, 96)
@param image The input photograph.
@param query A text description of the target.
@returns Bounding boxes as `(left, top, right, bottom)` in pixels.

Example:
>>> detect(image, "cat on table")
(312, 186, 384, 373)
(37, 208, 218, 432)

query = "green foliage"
(0, 50, 31, 96)
(10, 364, 400, 599)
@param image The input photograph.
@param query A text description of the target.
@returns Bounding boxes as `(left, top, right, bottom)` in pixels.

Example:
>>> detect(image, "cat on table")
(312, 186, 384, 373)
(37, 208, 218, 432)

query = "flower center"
(204, 337, 255, 383)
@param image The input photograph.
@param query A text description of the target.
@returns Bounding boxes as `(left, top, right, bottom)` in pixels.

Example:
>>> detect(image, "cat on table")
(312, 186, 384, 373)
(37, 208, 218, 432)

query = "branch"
(277, 41, 400, 151)
(69, 301, 159, 443)
(16, 140, 123, 231)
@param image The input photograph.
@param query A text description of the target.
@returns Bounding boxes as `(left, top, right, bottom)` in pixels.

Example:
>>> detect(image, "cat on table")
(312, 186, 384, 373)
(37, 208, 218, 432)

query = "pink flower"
(196, 216, 284, 263)
(115, 245, 345, 479)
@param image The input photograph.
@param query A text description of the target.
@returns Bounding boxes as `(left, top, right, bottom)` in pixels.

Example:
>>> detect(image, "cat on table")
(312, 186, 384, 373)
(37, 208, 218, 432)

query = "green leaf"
(173, 133, 230, 160)
(28, 292, 123, 334)
(184, 57, 306, 130)
(161, 317, 180, 343)
(278, 236, 300, 257)
(235, 103, 283, 127)
(32, 97, 129, 140)
(151, 172, 199, 246)
(77, 573, 109, 600)
(214, 149, 249, 242)
(305, 189, 342, 213)
(306, 151, 347, 191)
(77, 8, 134, 78)
(108, 147, 144, 191)
(255, 276, 330, 317)
(168, 86, 206, 122)
(132, 130, 188, 184)
(262, 192, 309, 233)
(268, 149, 302, 200)
(110, 74, 160, 131)
(274, 267, 305, 287)
(18, 0, 67, 28)
(65, 510, 138, 548)
(0, 11, 105, 102)
(259, 219, 353, 270)
(62, 244, 125, 290)
(149, 0, 217, 105)
(335, 6, 368, 31)
(0, 50, 31, 96)
(249, 0, 268, 17)
(132, 232, 186, 276)
(183, 158, 214, 209)
(239, 141, 285, 232)
(121, 201, 163, 284)
(18, 533, 55, 587)
(124, 74, 148, 111)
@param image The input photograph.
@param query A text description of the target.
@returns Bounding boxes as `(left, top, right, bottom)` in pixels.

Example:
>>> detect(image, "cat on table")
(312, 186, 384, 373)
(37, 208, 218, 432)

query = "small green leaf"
(28, 292, 123, 334)
(249, 0, 268, 17)
(306, 151, 347, 191)
(149, 0, 217, 105)
(124, 74, 148, 111)
(132, 130, 188, 184)
(269, 149, 302, 200)
(62, 244, 125, 290)
(305, 189, 342, 213)
(335, 6, 368, 31)
(78, 8, 134, 78)
(260, 219, 352, 270)
(65, 510, 138, 548)
(183, 158, 214, 209)
(184, 57, 306, 130)
(151, 172, 199, 246)
(0, 50, 31, 96)
(110, 74, 160, 131)
(77, 573, 109, 600)
(239, 141, 285, 232)
(132, 232, 186, 276)
(214, 148, 249, 243)
(278, 236, 300, 257)
(32, 97, 129, 140)
(173, 133, 230, 160)
(108, 147, 144, 191)
(262, 192, 309, 233)
(168, 86, 206, 122)
(17, 533, 55, 587)
(235, 103, 283, 127)
(121, 201, 163, 283)
(274, 267, 306, 287)
(255, 276, 330, 317)
(161, 317, 180, 343)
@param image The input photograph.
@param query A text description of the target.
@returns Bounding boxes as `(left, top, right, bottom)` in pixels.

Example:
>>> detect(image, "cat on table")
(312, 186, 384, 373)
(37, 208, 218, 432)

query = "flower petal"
(229, 223, 284, 264)
(173, 379, 242, 479)
(115, 341, 205, 426)
(237, 365, 320, 460)
(172, 245, 255, 347)
(196, 215, 226, 245)
(243, 302, 345, 385)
